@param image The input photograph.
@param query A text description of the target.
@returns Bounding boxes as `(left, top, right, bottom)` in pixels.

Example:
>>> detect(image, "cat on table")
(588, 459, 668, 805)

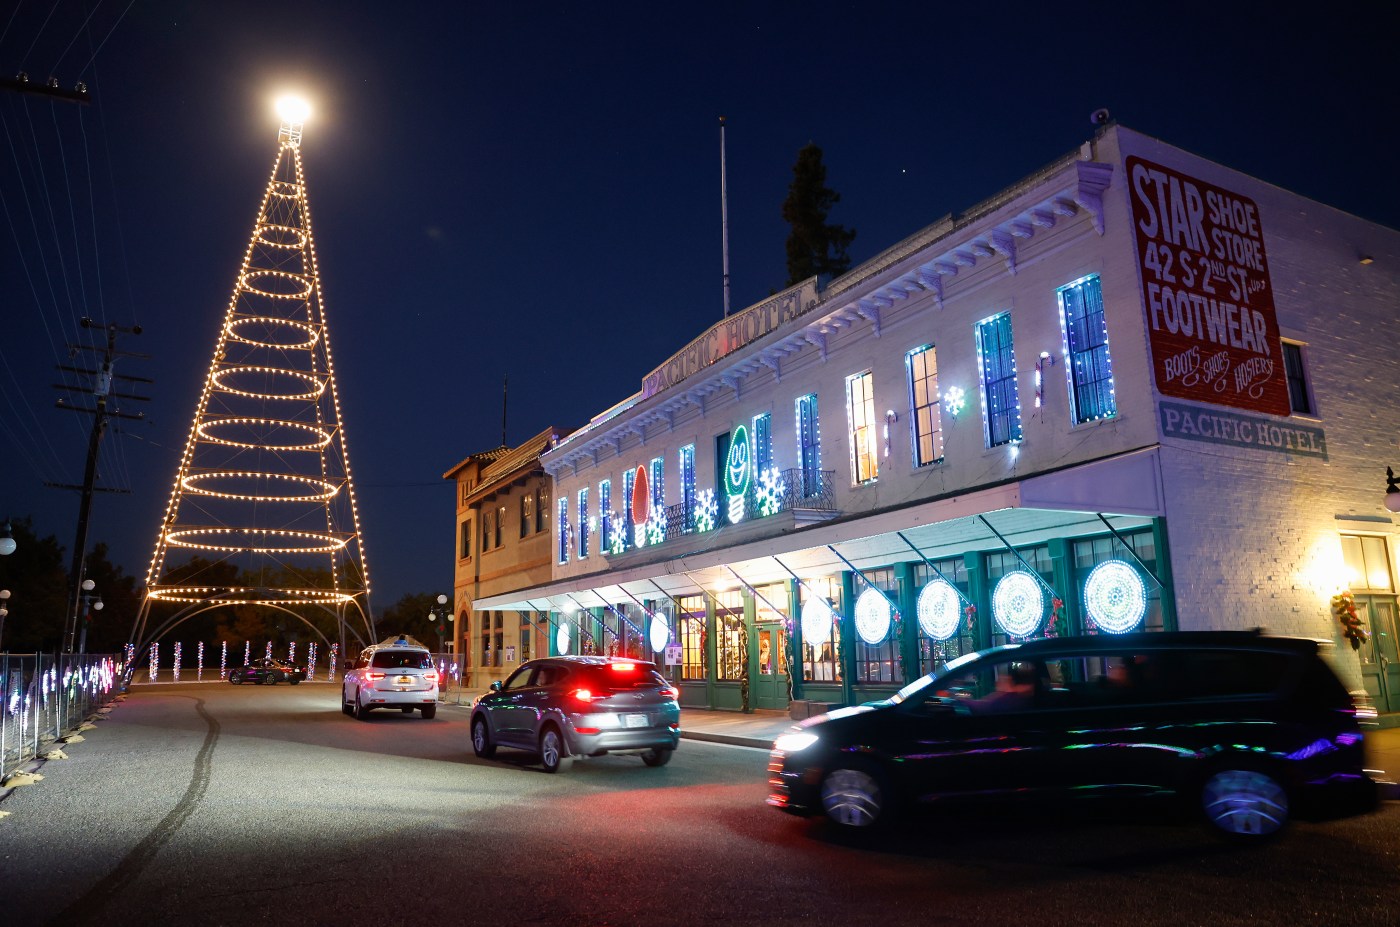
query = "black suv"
(768, 632, 1376, 839)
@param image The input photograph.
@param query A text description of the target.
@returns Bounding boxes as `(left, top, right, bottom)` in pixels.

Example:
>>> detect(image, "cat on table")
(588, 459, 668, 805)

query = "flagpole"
(720, 116, 731, 318)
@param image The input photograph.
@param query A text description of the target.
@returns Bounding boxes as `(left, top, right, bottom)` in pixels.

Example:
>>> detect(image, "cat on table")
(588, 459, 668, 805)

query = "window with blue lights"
(976, 313, 1022, 447)
(577, 487, 589, 559)
(796, 394, 821, 497)
(906, 344, 944, 466)
(752, 412, 773, 475)
(599, 479, 612, 551)
(845, 370, 878, 483)
(622, 468, 635, 546)
(679, 445, 696, 529)
(1058, 275, 1117, 424)
(650, 456, 664, 512)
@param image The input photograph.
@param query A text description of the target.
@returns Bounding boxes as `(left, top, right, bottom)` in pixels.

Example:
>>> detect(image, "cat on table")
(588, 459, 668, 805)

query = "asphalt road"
(2, 683, 1398, 927)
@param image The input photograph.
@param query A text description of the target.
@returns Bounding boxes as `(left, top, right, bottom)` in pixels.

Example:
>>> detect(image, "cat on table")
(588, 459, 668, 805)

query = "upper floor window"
(482, 509, 496, 552)
(752, 413, 773, 475)
(845, 370, 878, 484)
(557, 498, 570, 564)
(1282, 341, 1314, 415)
(599, 479, 612, 551)
(679, 445, 696, 527)
(796, 394, 821, 496)
(976, 313, 1022, 447)
(496, 505, 506, 549)
(459, 519, 473, 560)
(521, 492, 534, 539)
(650, 457, 664, 512)
(906, 344, 943, 467)
(622, 468, 636, 538)
(1058, 275, 1117, 424)
(536, 485, 549, 534)
(577, 487, 590, 559)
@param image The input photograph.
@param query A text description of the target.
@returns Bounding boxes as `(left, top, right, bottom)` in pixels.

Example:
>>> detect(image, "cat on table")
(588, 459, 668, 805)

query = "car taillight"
(571, 688, 594, 703)
(424, 671, 439, 682)
(611, 663, 636, 672)
(367, 672, 385, 681)
(660, 686, 679, 701)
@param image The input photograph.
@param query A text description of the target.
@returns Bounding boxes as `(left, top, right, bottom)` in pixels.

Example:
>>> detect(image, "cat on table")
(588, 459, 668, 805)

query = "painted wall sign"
(1127, 157, 1289, 416)
(641, 280, 819, 399)
(1159, 401, 1327, 459)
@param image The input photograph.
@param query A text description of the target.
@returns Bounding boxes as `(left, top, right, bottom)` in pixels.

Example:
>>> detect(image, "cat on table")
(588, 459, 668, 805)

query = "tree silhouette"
(782, 142, 856, 287)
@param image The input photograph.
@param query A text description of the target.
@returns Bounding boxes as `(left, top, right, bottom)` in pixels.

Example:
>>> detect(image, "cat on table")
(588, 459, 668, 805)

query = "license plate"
(624, 713, 648, 728)
(396, 676, 413, 685)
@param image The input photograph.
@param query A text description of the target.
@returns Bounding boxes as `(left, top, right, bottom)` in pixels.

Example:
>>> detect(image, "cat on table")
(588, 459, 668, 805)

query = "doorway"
(1358, 595, 1400, 714)
(753, 622, 788, 710)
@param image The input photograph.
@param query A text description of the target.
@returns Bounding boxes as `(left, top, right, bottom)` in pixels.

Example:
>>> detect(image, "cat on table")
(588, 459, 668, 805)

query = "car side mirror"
(489, 681, 503, 692)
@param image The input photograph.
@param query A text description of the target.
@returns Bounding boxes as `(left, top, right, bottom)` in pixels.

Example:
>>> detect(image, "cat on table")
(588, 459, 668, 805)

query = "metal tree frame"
(129, 108, 374, 661)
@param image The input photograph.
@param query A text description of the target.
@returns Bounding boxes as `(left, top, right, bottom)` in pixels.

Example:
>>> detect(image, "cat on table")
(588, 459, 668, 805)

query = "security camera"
(1090, 108, 1112, 126)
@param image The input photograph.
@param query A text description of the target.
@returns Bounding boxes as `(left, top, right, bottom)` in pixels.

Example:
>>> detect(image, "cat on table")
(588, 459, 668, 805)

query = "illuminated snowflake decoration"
(801, 597, 834, 644)
(694, 489, 717, 532)
(944, 385, 967, 418)
(645, 506, 665, 546)
(1083, 559, 1147, 634)
(610, 512, 629, 555)
(556, 622, 572, 655)
(916, 579, 961, 641)
(854, 587, 892, 645)
(992, 570, 1045, 638)
(756, 466, 786, 517)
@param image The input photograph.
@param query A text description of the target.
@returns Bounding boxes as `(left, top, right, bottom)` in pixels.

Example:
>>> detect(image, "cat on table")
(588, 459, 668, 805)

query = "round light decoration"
(556, 622, 571, 655)
(800, 596, 833, 644)
(916, 579, 960, 641)
(992, 570, 1045, 638)
(1083, 559, 1147, 634)
(854, 587, 892, 645)
(648, 617, 670, 652)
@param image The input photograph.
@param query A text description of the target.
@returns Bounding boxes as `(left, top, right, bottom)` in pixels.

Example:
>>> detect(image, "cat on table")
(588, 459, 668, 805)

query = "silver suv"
(470, 656, 681, 772)
(341, 636, 440, 720)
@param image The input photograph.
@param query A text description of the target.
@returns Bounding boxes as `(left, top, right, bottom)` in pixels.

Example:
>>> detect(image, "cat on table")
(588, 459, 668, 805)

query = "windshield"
(889, 644, 1019, 703)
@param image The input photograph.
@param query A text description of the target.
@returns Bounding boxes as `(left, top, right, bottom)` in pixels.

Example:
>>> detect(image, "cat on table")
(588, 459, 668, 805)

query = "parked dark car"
(768, 631, 1377, 840)
(471, 656, 681, 772)
(229, 657, 307, 686)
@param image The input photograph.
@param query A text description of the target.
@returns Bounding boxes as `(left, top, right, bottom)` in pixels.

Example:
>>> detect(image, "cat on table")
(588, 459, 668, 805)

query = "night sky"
(2, 1, 1397, 617)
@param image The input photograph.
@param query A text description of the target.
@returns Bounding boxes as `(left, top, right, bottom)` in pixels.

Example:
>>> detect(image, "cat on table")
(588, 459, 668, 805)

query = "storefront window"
(678, 594, 707, 681)
(800, 577, 842, 684)
(714, 590, 745, 681)
(914, 559, 973, 676)
(853, 568, 900, 684)
(754, 582, 788, 677)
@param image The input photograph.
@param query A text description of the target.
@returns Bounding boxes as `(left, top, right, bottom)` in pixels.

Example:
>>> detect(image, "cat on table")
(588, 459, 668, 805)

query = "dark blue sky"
(2, 1, 1397, 613)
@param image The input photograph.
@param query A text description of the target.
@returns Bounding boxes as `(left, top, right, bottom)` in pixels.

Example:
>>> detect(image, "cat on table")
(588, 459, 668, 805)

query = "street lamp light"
(77, 579, 103, 655)
(1387, 467, 1400, 514)
(0, 520, 16, 556)
(427, 593, 455, 654)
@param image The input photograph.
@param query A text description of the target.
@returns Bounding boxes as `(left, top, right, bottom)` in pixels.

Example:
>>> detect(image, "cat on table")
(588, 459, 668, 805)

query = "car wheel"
(354, 690, 372, 721)
(472, 716, 496, 758)
(421, 704, 437, 720)
(820, 762, 891, 829)
(642, 747, 673, 767)
(230, 675, 242, 685)
(1201, 767, 1289, 839)
(539, 726, 572, 773)
(262, 674, 275, 686)
(289, 677, 301, 686)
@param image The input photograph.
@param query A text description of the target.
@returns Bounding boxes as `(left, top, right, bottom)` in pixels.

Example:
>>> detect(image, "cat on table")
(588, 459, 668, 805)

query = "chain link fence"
(1, 651, 122, 781)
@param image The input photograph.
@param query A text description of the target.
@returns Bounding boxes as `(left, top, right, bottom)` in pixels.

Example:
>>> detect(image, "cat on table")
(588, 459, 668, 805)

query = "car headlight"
(773, 731, 819, 754)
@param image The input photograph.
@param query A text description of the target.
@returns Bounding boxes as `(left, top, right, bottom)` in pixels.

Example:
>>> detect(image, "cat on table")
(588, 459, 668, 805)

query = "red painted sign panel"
(1126, 157, 1290, 417)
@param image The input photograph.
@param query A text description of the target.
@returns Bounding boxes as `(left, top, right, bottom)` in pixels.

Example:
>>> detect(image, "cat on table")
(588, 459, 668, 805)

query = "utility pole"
(49, 318, 150, 652)
(719, 116, 731, 318)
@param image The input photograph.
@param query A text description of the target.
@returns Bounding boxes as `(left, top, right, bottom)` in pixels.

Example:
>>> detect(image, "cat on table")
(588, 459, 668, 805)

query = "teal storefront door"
(753, 622, 789, 710)
(1358, 596, 1400, 714)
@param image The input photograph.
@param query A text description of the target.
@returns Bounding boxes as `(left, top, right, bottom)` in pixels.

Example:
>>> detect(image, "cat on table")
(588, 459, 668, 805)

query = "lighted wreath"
(1331, 591, 1369, 651)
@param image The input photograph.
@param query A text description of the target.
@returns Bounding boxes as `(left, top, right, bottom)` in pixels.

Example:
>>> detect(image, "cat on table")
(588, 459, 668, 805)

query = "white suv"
(342, 636, 440, 720)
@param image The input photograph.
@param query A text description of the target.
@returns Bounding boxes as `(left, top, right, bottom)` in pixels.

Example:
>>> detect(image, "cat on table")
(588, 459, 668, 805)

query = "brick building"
(472, 124, 1400, 717)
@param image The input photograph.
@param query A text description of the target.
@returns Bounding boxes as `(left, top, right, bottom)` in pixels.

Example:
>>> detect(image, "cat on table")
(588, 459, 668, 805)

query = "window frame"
(845, 370, 879, 484)
(906, 344, 944, 467)
(1058, 275, 1117, 425)
(1281, 339, 1316, 416)
(976, 312, 1022, 448)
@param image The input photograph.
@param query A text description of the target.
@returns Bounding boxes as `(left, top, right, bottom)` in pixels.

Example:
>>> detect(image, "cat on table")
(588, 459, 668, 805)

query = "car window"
(533, 665, 568, 687)
(582, 664, 667, 691)
(501, 665, 534, 690)
(371, 651, 432, 670)
(918, 659, 1045, 715)
(1169, 650, 1293, 699)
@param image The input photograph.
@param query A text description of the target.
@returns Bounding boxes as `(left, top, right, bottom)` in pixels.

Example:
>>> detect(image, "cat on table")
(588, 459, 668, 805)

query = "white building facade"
(475, 124, 1400, 718)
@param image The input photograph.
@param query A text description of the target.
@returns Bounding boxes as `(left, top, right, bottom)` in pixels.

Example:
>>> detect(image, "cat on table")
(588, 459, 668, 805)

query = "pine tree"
(782, 142, 856, 287)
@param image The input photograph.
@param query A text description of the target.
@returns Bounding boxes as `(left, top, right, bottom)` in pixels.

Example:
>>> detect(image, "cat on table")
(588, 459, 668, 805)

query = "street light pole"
(0, 589, 10, 651)
(75, 579, 103, 655)
(428, 593, 452, 654)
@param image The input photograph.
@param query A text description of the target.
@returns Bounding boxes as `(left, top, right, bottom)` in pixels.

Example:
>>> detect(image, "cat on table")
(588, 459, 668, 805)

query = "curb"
(680, 730, 772, 750)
